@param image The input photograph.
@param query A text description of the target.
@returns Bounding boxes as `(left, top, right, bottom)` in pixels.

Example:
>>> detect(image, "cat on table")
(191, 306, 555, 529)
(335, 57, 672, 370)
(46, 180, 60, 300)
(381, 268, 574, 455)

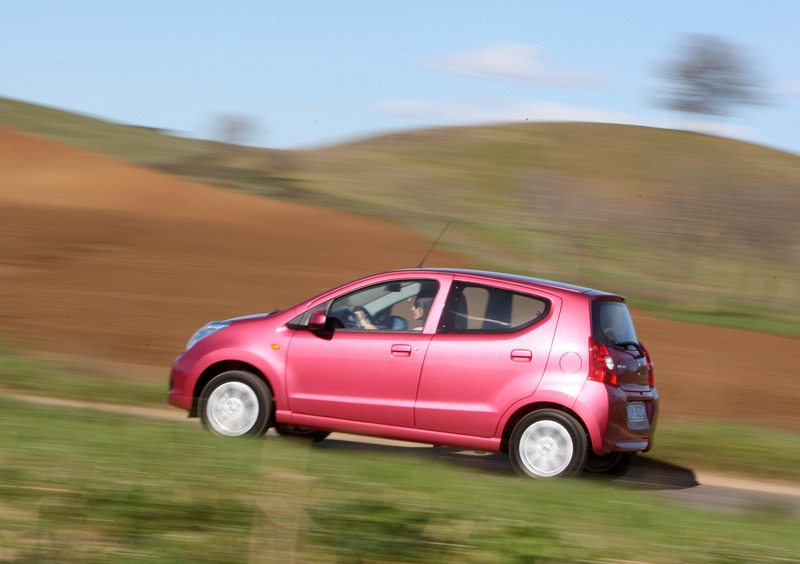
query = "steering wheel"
(349, 306, 378, 329)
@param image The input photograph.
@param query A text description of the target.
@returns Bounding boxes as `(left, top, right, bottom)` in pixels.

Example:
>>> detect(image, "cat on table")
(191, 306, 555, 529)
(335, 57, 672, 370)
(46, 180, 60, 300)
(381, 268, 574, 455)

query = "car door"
(415, 280, 559, 437)
(285, 278, 441, 428)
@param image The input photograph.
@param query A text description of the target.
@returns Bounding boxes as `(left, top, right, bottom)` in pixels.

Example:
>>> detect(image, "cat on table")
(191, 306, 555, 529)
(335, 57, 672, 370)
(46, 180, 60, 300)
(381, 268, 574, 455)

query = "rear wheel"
(584, 452, 637, 476)
(509, 410, 587, 479)
(199, 371, 273, 437)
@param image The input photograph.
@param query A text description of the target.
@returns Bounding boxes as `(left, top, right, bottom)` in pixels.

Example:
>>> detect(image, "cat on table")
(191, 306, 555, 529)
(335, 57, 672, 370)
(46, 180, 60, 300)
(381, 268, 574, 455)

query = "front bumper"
(168, 352, 194, 410)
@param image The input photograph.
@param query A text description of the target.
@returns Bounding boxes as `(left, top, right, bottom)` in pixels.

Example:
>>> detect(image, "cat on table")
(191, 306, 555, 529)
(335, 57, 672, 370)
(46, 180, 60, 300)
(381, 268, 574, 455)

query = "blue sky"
(3, 1, 799, 154)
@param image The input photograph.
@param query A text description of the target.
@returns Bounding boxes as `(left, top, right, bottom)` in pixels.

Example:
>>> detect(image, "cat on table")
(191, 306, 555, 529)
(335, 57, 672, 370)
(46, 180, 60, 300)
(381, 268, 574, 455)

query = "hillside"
(0, 118, 799, 432)
(301, 123, 800, 334)
(0, 124, 468, 366)
(3, 97, 798, 335)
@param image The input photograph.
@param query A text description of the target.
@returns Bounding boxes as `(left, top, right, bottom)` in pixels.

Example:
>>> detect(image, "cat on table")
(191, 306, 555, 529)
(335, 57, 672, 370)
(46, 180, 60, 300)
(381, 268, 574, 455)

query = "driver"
(411, 296, 433, 330)
(353, 296, 433, 330)
(352, 285, 437, 330)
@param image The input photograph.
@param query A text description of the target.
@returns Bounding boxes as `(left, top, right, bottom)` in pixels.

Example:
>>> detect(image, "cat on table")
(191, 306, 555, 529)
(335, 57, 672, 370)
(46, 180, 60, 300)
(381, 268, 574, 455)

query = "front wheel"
(198, 370, 273, 437)
(509, 410, 587, 479)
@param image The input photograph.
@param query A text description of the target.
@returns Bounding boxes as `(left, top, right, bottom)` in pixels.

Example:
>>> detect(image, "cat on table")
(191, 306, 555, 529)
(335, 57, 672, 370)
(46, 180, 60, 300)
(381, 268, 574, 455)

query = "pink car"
(169, 269, 658, 478)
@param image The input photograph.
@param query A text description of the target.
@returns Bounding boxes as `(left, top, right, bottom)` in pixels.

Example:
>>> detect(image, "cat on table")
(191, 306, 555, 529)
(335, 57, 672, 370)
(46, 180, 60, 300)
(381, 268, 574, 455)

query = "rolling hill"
(300, 122, 800, 334)
(3, 97, 798, 335)
(0, 124, 469, 366)
(1, 99, 799, 431)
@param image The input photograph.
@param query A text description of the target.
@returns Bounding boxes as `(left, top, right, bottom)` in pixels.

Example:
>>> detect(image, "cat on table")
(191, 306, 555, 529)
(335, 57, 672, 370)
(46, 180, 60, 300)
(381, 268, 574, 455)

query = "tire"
(509, 409, 588, 479)
(198, 370, 273, 437)
(274, 423, 330, 443)
(584, 452, 637, 476)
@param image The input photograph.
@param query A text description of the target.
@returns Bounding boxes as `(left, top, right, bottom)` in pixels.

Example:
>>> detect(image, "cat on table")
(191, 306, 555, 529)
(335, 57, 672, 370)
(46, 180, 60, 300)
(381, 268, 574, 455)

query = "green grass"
(1, 348, 799, 482)
(0, 97, 212, 163)
(631, 297, 800, 337)
(0, 349, 164, 407)
(1, 351, 798, 560)
(655, 419, 800, 481)
(1, 396, 799, 563)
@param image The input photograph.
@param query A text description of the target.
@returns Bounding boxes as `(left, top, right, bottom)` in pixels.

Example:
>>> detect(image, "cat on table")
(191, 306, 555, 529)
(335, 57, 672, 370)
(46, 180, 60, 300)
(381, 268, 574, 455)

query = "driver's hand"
(353, 307, 374, 329)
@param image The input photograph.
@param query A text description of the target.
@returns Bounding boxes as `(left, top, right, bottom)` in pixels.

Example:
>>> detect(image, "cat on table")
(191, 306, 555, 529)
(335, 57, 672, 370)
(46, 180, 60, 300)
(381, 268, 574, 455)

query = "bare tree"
(213, 113, 259, 146)
(656, 34, 766, 118)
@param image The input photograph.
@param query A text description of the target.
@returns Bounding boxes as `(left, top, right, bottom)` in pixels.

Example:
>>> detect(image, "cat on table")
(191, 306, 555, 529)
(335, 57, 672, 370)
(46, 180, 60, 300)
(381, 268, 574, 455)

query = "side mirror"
(308, 310, 327, 330)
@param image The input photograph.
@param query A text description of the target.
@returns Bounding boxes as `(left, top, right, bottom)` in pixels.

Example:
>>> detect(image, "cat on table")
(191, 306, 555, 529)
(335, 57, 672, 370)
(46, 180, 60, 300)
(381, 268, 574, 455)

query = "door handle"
(511, 349, 532, 362)
(391, 344, 413, 357)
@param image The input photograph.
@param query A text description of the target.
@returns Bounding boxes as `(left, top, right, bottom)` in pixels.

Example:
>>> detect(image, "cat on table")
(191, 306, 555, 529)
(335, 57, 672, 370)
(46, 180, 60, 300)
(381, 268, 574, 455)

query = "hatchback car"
(169, 269, 658, 478)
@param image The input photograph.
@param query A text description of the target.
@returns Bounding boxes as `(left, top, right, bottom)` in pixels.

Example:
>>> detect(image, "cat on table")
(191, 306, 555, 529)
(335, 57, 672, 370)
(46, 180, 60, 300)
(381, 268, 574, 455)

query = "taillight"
(588, 337, 617, 387)
(640, 341, 654, 387)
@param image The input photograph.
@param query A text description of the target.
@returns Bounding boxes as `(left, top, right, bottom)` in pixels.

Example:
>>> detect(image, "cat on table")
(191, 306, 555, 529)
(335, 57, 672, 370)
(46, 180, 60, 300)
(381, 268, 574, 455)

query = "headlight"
(186, 320, 231, 351)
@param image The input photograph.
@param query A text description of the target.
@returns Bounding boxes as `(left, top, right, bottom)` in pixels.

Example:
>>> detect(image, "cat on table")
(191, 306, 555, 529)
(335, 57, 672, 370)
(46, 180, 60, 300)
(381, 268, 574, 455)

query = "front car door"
(285, 277, 444, 428)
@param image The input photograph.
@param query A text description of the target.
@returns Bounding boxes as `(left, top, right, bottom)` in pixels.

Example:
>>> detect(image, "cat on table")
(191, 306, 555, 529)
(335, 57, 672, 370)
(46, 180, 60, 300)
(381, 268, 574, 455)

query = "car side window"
(438, 283, 549, 334)
(328, 279, 440, 331)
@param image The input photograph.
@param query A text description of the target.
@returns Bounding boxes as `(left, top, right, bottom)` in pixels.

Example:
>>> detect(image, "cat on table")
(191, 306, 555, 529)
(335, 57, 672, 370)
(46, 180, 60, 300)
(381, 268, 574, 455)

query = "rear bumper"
(602, 385, 659, 454)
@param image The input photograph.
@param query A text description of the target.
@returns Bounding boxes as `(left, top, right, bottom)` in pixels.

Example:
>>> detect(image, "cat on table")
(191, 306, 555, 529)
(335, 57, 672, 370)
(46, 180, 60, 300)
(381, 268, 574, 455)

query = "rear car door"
(415, 280, 559, 437)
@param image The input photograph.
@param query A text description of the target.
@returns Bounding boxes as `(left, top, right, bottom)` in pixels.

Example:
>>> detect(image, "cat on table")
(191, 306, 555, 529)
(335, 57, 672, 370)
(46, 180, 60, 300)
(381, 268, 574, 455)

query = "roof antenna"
(416, 222, 450, 268)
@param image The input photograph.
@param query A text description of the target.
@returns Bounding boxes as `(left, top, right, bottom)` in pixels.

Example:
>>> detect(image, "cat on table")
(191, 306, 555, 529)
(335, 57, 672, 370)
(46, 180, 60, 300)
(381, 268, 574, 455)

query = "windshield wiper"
(614, 341, 643, 356)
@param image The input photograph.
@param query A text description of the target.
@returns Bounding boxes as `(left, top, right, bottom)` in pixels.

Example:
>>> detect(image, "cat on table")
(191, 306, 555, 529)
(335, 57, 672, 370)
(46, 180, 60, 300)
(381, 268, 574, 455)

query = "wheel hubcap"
(206, 381, 259, 436)
(519, 420, 574, 478)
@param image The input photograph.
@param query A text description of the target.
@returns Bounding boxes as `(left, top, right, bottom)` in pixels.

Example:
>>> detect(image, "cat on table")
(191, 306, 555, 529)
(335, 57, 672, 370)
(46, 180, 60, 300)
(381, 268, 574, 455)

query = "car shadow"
(314, 437, 516, 474)
(308, 435, 698, 490)
(615, 455, 699, 490)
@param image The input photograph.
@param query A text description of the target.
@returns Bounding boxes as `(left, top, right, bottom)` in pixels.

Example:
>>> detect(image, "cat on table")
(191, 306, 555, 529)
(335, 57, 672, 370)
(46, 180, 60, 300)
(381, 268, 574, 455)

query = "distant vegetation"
(2, 97, 798, 335)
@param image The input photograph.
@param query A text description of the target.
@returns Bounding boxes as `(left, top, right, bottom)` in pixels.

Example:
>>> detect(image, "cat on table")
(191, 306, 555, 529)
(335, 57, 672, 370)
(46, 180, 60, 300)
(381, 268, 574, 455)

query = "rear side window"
(439, 283, 550, 334)
(592, 300, 638, 347)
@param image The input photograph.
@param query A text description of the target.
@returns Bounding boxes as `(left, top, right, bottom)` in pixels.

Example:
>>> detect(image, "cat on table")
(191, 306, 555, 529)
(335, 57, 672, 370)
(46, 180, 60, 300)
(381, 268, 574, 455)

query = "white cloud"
(427, 42, 604, 88)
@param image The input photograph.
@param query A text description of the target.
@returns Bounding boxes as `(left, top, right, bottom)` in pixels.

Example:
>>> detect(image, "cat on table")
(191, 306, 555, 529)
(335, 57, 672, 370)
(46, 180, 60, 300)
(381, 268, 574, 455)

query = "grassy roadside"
(1, 396, 799, 563)
(654, 419, 800, 483)
(2, 349, 799, 483)
(0, 350, 164, 408)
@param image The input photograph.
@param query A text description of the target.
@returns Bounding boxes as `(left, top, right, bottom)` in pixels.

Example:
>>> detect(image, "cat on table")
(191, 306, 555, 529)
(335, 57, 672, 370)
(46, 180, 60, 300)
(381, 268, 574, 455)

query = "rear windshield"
(591, 300, 638, 347)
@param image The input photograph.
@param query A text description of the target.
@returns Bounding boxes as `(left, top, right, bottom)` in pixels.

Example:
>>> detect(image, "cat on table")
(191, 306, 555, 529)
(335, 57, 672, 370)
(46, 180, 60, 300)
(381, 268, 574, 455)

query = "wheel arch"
(191, 360, 273, 417)
(499, 402, 592, 454)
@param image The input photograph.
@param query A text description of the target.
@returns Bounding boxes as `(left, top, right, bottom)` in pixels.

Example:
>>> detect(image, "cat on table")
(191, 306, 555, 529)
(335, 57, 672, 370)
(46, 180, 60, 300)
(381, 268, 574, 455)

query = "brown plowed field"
(1, 125, 798, 432)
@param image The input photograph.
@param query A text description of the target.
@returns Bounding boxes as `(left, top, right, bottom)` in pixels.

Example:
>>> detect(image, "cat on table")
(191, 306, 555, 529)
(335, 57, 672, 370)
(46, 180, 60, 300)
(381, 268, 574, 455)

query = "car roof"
(390, 268, 619, 297)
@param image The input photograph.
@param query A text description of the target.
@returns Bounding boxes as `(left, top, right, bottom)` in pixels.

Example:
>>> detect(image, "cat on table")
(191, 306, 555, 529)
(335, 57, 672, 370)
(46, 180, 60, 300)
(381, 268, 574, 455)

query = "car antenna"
(416, 222, 450, 268)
